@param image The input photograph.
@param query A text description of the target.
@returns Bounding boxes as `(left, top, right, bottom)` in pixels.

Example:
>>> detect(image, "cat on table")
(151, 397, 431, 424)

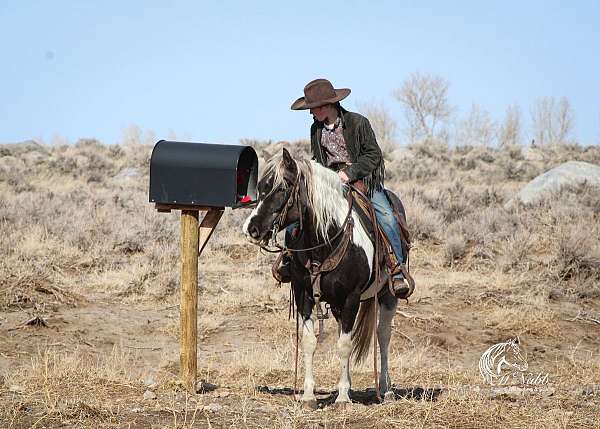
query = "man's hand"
(338, 170, 350, 183)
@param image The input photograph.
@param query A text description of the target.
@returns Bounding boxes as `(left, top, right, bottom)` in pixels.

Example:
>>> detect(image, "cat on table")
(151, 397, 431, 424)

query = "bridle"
(266, 169, 303, 250)
(258, 169, 355, 254)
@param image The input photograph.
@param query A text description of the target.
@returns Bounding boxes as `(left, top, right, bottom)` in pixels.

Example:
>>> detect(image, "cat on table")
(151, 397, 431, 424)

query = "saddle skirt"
(350, 188, 412, 301)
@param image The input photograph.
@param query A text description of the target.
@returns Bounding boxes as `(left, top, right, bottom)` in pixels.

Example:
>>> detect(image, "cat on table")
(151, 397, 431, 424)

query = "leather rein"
(258, 170, 355, 255)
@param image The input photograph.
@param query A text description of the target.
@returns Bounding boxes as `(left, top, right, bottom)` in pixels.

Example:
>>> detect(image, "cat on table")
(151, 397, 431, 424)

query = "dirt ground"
(1, 140, 600, 428)
(2, 239, 600, 428)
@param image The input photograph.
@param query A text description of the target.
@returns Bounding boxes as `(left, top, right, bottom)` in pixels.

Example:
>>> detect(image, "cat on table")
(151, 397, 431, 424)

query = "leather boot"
(391, 264, 415, 300)
(392, 277, 412, 299)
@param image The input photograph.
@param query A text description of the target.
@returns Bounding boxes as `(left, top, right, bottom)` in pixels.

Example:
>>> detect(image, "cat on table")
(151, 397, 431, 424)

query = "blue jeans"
(371, 190, 405, 276)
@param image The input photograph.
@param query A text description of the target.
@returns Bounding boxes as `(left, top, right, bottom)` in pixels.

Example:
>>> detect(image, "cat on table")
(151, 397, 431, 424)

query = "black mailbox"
(149, 140, 258, 209)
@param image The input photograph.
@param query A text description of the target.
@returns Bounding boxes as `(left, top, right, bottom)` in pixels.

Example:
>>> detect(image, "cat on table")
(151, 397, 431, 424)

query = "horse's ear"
(282, 148, 295, 169)
(282, 148, 298, 179)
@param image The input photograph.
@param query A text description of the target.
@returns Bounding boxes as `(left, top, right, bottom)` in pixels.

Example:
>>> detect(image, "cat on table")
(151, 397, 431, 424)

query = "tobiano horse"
(242, 148, 399, 407)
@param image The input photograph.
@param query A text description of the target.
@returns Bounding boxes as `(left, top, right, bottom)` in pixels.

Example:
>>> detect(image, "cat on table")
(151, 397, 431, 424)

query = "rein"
(259, 174, 355, 255)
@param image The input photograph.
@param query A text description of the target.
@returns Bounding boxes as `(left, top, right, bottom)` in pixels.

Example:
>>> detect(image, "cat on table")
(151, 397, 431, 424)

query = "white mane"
(263, 155, 352, 239)
(263, 153, 374, 272)
(479, 339, 528, 384)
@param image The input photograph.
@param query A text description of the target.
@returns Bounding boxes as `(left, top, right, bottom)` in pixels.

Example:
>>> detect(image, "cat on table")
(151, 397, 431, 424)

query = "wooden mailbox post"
(149, 140, 258, 392)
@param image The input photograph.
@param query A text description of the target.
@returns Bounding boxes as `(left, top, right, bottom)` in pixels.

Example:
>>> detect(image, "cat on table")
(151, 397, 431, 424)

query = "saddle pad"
(352, 192, 399, 271)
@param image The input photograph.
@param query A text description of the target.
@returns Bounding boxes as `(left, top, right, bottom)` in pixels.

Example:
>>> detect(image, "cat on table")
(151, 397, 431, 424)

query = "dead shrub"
(501, 144, 524, 160)
(463, 145, 496, 165)
(499, 158, 526, 180)
(497, 231, 536, 273)
(477, 188, 504, 207)
(552, 225, 600, 281)
(572, 278, 600, 300)
(408, 141, 451, 162)
(486, 305, 558, 337)
(451, 207, 521, 247)
(405, 198, 443, 241)
(442, 233, 467, 267)
(551, 182, 600, 215)
(419, 181, 473, 224)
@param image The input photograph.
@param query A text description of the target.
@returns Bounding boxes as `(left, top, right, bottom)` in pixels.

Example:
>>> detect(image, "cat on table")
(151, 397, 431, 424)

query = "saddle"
(349, 183, 414, 301)
(270, 181, 415, 303)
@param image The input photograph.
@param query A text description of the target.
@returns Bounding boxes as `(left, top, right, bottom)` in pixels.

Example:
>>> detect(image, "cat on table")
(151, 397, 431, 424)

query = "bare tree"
(530, 96, 575, 145)
(121, 124, 156, 146)
(356, 100, 397, 156)
(393, 72, 452, 144)
(456, 104, 498, 146)
(499, 104, 522, 147)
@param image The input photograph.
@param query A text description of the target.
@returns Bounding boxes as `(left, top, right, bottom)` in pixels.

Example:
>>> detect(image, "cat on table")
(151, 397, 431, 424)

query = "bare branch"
(356, 100, 398, 156)
(499, 104, 522, 147)
(457, 104, 498, 147)
(393, 72, 452, 144)
(530, 96, 575, 145)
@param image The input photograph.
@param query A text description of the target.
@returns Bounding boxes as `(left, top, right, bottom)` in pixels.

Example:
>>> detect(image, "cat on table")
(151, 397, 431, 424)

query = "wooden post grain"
(180, 209, 199, 392)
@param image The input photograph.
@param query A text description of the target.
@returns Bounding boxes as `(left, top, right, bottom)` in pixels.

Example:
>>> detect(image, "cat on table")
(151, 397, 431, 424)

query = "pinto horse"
(242, 148, 398, 407)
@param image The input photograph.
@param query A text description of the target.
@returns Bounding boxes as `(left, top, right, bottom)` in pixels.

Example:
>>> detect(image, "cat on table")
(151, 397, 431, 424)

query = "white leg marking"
(241, 201, 262, 236)
(336, 331, 353, 403)
(378, 303, 396, 395)
(351, 213, 374, 274)
(301, 313, 317, 402)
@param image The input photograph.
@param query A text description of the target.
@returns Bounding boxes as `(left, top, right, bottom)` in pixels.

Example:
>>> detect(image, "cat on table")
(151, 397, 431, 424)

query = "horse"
(479, 338, 528, 385)
(242, 148, 399, 407)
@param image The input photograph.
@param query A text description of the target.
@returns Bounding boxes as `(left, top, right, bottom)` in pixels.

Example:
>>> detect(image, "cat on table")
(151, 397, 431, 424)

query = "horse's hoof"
(301, 399, 318, 410)
(333, 400, 351, 410)
(383, 391, 395, 402)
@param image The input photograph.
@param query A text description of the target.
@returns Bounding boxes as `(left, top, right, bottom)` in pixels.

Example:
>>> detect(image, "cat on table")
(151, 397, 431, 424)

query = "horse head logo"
(479, 338, 528, 385)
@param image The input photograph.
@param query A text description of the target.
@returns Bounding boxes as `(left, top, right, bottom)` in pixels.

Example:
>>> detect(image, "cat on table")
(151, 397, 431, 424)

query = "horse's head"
(242, 148, 305, 244)
(503, 338, 528, 372)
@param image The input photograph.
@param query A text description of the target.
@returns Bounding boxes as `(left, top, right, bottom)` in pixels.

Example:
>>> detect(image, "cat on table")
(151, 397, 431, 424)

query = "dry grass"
(1, 139, 600, 427)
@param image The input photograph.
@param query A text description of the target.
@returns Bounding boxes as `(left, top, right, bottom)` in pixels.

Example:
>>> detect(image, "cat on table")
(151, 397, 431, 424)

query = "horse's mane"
(479, 339, 525, 383)
(263, 154, 348, 239)
(479, 343, 508, 380)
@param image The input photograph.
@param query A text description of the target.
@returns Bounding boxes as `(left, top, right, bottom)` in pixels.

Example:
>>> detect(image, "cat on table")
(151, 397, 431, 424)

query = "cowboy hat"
(290, 78, 351, 110)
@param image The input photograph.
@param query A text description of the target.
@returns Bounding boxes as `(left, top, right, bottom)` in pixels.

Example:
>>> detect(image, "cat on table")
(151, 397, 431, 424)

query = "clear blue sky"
(2, 1, 599, 145)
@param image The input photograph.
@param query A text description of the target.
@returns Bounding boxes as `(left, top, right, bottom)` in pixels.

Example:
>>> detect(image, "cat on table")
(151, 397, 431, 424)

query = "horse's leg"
(300, 311, 318, 406)
(378, 293, 397, 400)
(335, 327, 353, 404)
(335, 294, 360, 405)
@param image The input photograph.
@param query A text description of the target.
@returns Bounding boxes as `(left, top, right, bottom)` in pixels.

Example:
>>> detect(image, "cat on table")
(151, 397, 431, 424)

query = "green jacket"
(310, 107, 385, 196)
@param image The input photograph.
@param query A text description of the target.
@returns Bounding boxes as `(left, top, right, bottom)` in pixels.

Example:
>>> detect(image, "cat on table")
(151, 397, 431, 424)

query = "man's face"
(310, 104, 331, 122)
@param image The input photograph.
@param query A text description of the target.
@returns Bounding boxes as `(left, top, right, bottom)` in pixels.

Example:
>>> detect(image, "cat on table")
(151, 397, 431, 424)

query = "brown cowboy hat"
(290, 78, 351, 110)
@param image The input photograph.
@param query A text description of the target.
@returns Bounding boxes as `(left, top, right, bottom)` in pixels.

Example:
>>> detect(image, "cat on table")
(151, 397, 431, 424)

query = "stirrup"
(389, 264, 415, 300)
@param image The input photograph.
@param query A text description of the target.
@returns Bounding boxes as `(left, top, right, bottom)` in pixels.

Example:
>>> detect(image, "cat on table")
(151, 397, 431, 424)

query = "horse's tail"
(352, 297, 376, 364)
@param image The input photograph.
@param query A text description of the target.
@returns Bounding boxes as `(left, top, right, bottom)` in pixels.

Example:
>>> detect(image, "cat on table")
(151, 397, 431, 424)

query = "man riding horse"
(279, 78, 413, 299)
